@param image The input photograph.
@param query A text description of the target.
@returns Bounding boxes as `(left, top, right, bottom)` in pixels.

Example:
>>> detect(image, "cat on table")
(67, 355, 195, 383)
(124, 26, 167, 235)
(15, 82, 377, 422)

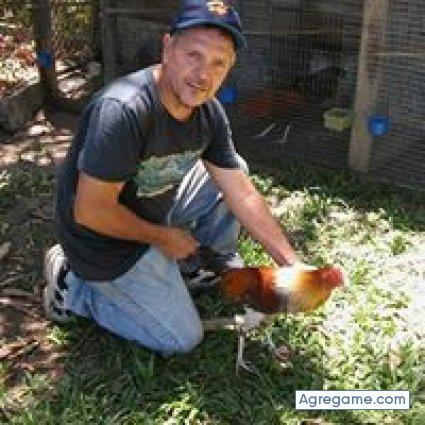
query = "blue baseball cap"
(170, 0, 247, 50)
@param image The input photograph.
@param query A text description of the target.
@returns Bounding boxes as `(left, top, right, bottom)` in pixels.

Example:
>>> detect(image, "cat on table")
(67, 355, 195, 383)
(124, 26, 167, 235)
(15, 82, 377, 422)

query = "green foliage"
(238, 237, 274, 266)
(250, 174, 275, 194)
(390, 233, 409, 256)
(0, 166, 53, 208)
(0, 2, 32, 29)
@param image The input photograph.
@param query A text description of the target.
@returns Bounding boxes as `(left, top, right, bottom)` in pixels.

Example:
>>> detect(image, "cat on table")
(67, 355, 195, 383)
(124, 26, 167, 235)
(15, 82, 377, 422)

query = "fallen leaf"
(272, 344, 294, 362)
(0, 242, 11, 261)
(0, 338, 39, 360)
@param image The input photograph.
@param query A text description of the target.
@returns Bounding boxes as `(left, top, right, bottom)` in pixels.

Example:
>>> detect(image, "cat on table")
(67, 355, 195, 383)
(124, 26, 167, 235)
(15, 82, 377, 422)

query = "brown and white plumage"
(220, 265, 344, 314)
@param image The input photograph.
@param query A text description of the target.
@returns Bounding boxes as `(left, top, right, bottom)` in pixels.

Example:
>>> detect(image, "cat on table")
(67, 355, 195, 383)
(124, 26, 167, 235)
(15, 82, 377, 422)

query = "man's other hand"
(157, 227, 199, 260)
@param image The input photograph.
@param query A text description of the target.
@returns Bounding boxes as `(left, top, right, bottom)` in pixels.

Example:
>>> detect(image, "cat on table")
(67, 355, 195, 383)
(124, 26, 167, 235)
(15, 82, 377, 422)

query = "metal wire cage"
(50, 0, 98, 67)
(229, 0, 363, 173)
(229, 0, 424, 189)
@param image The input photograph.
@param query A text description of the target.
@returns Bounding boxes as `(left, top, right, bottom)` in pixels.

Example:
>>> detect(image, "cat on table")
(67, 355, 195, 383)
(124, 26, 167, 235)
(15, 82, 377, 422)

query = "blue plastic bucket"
(217, 86, 237, 104)
(368, 115, 390, 136)
(36, 50, 54, 68)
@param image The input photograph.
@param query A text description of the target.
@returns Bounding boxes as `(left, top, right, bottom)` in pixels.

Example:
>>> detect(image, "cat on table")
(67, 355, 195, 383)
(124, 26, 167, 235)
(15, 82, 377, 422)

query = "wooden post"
(31, 0, 59, 104)
(100, 0, 119, 84)
(92, 0, 102, 60)
(348, 0, 389, 173)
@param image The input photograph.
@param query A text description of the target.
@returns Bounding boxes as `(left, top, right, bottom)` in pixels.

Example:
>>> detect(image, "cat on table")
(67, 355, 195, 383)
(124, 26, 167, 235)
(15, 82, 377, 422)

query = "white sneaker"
(198, 246, 244, 274)
(183, 268, 221, 290)
(181, 246, 244, 290)
(43, 244, 73, 323)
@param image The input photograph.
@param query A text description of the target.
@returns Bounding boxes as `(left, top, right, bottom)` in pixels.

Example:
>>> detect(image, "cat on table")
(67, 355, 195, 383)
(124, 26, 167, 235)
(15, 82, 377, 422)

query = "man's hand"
(156, 227, 199, 260)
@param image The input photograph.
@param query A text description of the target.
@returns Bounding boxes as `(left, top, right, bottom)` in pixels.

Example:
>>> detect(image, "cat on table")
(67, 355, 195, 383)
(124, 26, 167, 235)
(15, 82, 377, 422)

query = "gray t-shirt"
(55, 66, 240, 281)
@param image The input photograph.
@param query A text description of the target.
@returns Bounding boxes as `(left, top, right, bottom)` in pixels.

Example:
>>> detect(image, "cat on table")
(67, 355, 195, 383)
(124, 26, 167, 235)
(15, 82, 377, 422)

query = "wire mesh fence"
(0, 1, 37, 98)
(49, 0, 100, 102)
(50, 0, 98, 68)
(367, 0, 425, 188)
(0, 0, 99, 99)
(228, 0, 364, 172)
(223, 0, 424, 190)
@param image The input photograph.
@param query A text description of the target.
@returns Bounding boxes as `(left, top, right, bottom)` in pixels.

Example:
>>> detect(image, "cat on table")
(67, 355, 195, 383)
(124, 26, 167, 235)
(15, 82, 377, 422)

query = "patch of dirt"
(1, 108, 76, 164)
(1, 295, 67, 403)
(1, 109, 78, 414)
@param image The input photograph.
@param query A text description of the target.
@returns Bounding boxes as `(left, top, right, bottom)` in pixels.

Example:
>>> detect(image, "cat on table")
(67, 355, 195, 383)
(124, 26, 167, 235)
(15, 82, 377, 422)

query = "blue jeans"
(65, 158, 246, 355)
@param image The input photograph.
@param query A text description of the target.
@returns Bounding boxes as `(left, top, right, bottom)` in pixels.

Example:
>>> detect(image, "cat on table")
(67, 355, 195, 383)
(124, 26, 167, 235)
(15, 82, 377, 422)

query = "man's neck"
(153, 65, 194, 122)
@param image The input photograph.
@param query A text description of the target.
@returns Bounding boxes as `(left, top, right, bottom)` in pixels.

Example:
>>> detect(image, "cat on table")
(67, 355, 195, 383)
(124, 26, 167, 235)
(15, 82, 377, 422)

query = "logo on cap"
(206, 0, 229, 16)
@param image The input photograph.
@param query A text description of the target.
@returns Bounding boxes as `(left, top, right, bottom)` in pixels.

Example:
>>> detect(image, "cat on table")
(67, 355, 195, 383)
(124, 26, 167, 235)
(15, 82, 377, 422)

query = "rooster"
(201, 262, 343, 374)
(219, 264, 343, 314)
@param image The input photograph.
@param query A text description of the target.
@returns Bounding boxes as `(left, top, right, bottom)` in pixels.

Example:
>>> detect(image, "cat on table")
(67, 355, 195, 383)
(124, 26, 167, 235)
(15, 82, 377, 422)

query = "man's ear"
(229, 53, 236, 70)
(162, 33, 172, 63)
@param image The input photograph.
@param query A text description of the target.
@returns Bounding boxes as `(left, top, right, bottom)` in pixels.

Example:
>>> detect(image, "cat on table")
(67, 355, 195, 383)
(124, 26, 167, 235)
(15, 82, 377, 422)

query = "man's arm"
(73, 172, 199, 260)
(204, 161, 298, 266)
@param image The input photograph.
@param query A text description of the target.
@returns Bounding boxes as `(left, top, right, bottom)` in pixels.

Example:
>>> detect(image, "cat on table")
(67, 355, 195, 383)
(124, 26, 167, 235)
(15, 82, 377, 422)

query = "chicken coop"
(81, 1, 425, 189)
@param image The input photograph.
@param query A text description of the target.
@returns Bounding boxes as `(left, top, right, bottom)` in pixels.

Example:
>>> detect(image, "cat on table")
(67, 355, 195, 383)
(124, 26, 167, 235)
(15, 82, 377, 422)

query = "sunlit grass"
(1, 161, 425, 424)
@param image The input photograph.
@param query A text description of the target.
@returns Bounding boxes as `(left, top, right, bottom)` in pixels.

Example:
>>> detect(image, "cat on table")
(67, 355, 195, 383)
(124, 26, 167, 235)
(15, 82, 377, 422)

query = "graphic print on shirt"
(134, 149, 203, 198)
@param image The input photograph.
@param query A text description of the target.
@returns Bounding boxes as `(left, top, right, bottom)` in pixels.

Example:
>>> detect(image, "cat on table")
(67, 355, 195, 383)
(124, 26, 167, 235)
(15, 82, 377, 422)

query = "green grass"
(1, 160, 425, 424)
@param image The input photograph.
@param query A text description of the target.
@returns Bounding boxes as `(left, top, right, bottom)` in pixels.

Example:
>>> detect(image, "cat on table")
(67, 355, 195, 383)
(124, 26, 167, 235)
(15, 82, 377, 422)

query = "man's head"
(170, 0, 246, 51)
(158, 1, 245, 115)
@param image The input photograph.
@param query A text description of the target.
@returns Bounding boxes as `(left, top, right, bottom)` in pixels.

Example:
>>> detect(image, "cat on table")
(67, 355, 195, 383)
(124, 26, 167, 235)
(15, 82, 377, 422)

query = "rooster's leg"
(202, 313, 265, 376)
(236, 333, 249, 374)
(236, 332, 262, 376)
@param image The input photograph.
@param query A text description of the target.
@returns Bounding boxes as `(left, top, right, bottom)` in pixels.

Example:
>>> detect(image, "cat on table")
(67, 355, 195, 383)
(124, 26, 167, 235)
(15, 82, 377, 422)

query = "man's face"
(162, 26, 236, 109)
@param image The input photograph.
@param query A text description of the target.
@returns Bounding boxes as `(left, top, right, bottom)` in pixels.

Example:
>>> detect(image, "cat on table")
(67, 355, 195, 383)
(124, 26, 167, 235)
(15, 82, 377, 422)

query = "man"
(44, 0, 298, 355)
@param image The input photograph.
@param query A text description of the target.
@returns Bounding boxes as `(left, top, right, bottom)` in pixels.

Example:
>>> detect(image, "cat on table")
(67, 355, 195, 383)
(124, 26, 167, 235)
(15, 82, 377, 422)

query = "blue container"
(36, 50, 54, 68)
(217, 86, 237, 104)
(368, 115, 390, 136)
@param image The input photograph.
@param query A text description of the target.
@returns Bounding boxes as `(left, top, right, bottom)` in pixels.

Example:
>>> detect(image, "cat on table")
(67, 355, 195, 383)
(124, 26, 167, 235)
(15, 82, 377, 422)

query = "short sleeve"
(201, 100, 240, 169)
(77, 98, 142, 182)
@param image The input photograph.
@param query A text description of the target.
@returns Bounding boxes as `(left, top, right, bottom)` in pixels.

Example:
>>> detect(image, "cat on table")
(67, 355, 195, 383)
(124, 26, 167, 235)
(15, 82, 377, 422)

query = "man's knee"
(152, 321, 203, 356)
(171, 319, 204, 355)
(117, 314, 204, 356)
